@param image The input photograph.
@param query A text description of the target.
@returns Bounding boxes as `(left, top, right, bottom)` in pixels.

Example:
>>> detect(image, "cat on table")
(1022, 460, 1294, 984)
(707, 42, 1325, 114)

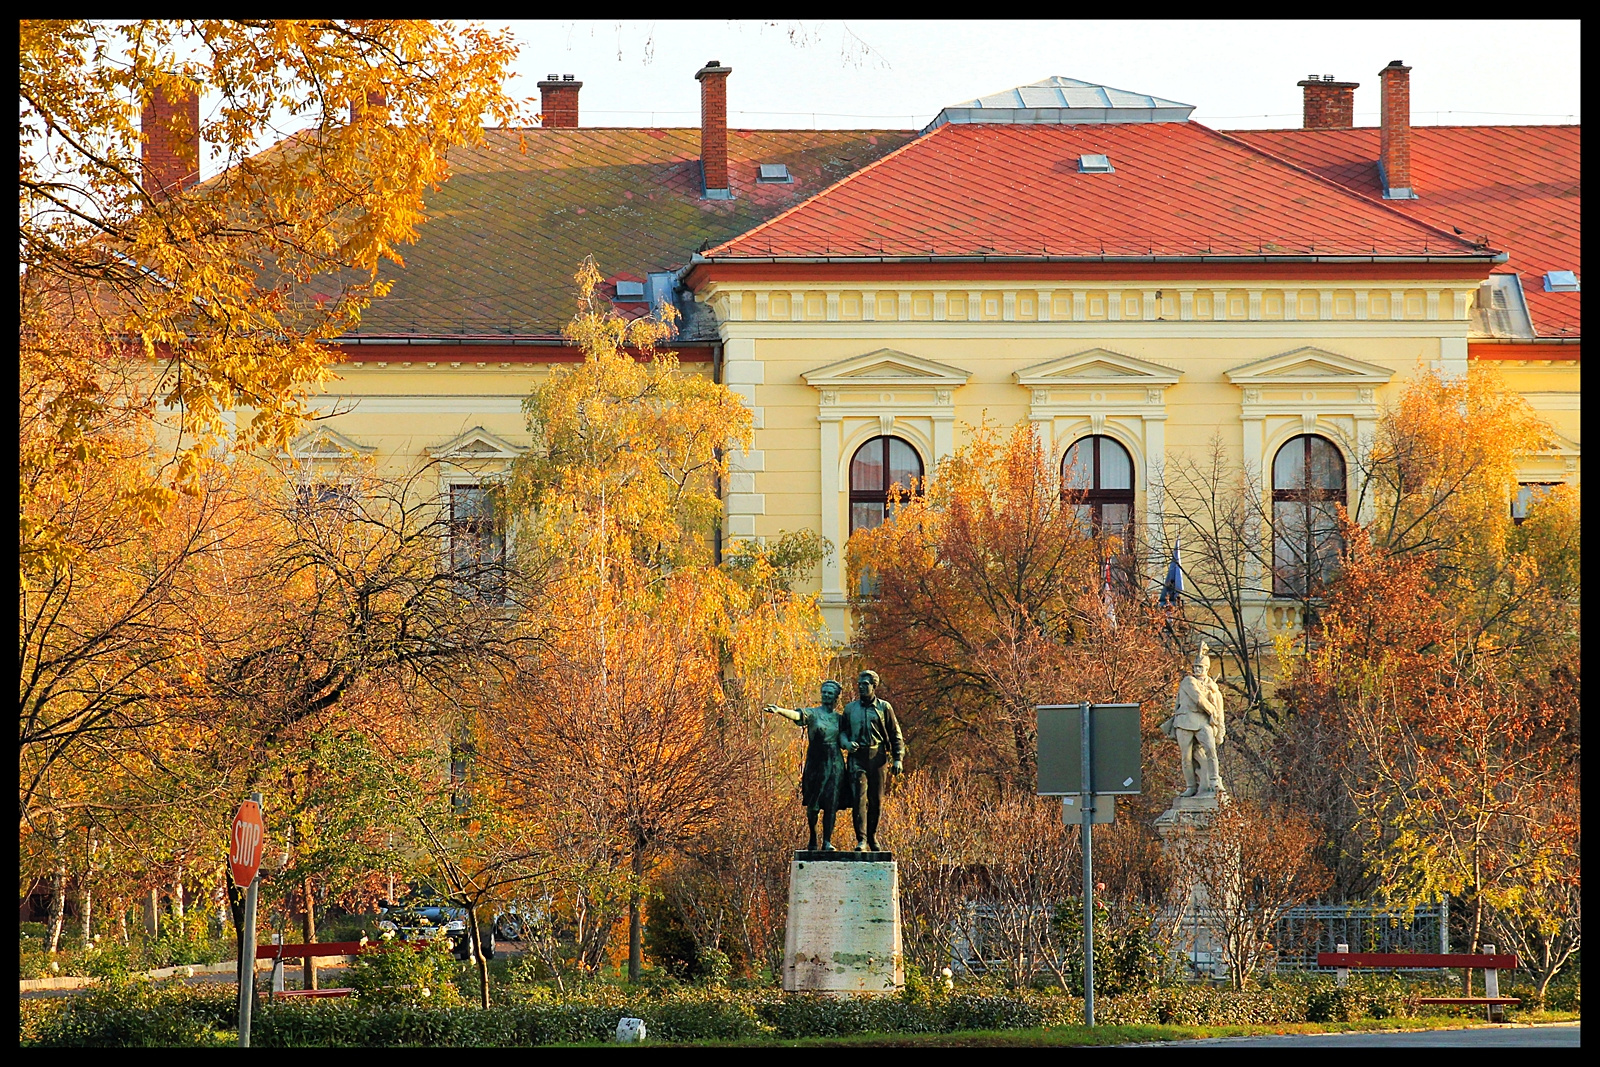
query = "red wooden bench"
(257, 940, 367, 999)
(1317, 944, 1521, 1021)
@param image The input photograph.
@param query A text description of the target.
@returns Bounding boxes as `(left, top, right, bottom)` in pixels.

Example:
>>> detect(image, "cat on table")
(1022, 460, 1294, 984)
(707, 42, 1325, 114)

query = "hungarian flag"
(1159, 536, 1183, 608)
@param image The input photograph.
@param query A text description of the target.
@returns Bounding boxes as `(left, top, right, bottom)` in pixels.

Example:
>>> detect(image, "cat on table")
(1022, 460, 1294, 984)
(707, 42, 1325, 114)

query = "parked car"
(376, 892, 494, 961)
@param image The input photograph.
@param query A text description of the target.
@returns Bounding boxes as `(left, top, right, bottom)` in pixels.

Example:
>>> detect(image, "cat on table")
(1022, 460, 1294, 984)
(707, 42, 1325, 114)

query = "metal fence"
(950, 898, 1451, 979)
(1270, 899, 1450, 969)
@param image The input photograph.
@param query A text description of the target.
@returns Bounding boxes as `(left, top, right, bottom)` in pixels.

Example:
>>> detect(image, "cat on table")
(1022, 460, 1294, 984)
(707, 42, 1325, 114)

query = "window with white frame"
(1272, 434, 1346, 597)
(448, 482, 506, 600)
(849, 435, 923, 534)
(1061, 434, 1135, 542)
(1511, 482, 1561, 525)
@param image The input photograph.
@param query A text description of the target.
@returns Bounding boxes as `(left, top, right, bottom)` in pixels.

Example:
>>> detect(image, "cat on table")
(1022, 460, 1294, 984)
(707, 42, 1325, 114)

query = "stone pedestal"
(782, 852, 903, 994)
(1154, 793, 1232, 981)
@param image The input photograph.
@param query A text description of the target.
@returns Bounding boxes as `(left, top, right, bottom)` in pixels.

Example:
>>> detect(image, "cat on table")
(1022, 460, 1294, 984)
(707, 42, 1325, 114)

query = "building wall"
(266, 278, 1578, 645)
(698, 277, 1579, 638)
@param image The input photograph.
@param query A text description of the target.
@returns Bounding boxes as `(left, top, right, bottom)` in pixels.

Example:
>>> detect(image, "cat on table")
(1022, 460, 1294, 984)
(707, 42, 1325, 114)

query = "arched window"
(1272, 434, 1346, 597)
(850, 436, 923, 534)
(1062, 435, 1134, 540)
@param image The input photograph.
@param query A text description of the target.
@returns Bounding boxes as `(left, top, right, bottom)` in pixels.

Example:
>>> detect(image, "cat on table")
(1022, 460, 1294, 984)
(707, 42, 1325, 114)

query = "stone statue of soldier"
(764, 681, 853, 851)
(1159, 641, 1227, 800)
(839, 670, 906, 852)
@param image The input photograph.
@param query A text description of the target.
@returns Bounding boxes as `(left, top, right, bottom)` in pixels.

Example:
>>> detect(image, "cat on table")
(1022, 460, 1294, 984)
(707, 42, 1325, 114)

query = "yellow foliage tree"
(20, 19, 524, 559)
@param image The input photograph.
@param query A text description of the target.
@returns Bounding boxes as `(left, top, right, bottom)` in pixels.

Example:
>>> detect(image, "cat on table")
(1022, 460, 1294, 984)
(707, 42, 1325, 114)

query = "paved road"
(1162, 1022, 1579, 1047)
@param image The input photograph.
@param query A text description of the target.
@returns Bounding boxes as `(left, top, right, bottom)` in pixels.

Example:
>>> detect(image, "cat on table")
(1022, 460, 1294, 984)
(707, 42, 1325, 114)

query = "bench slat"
(1317, 952, 1518, 969)
(1412, 997, 1521, 1006)
(274, 987, 356, 999)
(256, 942, 365, 959)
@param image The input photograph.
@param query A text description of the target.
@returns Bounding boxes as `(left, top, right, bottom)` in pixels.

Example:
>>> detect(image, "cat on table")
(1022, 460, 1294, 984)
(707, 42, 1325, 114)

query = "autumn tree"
(20, 20, 523, 521)
(1268, 367, 1579, 975)
(849, 421, 1180, 792)
(1161, 798, 1330, 988)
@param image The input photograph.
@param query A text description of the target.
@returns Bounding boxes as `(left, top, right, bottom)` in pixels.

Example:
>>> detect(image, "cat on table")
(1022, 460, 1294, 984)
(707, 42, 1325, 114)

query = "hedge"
(19, 974, 1578, 1047)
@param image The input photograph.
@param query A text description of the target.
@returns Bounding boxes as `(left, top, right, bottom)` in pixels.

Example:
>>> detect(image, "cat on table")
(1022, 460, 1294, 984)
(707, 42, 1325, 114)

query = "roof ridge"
(1198, 122, 1486, 254)
(702, 126, 948, 257)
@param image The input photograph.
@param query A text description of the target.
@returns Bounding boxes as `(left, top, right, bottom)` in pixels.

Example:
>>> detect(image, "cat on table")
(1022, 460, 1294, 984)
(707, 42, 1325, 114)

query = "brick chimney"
(1297, 74, 1359, 129)
(1378, 60, 1417, 199)
(538, 74, 581, 128)
(697, 60, 732, 199)
(349, 88, 387, 124)
(141, 77, 200, 199)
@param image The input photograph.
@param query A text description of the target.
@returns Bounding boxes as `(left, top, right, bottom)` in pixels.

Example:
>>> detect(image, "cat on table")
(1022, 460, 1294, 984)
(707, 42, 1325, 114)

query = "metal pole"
(238, 791, 261, 1049)
(1080, 700, 1094, 1027)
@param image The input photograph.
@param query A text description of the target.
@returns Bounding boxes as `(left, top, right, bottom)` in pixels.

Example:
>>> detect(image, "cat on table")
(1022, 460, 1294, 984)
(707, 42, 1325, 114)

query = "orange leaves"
(849, 421, 1177, 788)
(21, 19, 527, 503)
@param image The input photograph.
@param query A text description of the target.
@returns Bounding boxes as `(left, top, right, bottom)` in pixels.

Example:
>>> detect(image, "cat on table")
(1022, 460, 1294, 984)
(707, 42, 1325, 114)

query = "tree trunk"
(465, 902, 490, 1008)
(117, 897, 128, 945)
(144, 886, 160, 938)
(628, 839, 645, 983)
(80, 883, 92, 943)
(46, 861, 67, 954)
(172, 864, 185, 921)
(302, 875, 317, 991)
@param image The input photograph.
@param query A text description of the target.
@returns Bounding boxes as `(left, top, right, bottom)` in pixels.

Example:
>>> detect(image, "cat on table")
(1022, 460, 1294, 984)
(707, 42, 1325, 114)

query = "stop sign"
(229, 800, 267, 888)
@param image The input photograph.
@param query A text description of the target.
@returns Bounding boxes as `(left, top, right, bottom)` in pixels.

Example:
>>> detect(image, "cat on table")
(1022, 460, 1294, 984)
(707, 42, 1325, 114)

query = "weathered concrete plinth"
(1154, 793, 1234, 981)
(782, 852, 903, 994)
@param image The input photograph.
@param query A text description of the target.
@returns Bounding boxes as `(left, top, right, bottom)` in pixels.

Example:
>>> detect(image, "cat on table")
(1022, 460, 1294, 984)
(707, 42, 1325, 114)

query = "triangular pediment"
(286, 428, 377, 460)
(1014, 348, 1183, 387)
(1226, 347, 1395, 385)
(429, 426, 526, 461)
(803, 349, 971, 389)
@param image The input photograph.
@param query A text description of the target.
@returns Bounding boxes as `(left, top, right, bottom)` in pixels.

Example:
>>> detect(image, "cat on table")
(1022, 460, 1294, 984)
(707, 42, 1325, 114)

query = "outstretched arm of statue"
(763, 704, 803, 723)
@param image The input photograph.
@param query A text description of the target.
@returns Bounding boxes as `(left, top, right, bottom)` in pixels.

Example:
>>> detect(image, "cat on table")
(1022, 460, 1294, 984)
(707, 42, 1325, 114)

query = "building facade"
(186, 60, 1578, 641)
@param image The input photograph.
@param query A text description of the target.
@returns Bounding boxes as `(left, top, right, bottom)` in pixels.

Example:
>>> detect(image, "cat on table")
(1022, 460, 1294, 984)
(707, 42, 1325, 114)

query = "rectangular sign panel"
(1036, 703, 1142, 795)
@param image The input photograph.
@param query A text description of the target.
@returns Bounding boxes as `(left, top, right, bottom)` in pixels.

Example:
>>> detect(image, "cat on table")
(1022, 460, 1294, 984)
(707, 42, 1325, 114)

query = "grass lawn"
(582, 1013, 1581, 1048)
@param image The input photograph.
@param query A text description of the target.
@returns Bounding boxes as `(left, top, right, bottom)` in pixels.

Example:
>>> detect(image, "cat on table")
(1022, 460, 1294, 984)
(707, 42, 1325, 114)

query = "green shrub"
(346, 936, 464, 1008)
(22, 980, 235, 1047)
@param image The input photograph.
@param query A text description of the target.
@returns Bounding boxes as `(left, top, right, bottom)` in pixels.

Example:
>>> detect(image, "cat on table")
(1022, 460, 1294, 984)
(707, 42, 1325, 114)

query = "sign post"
(1036, 703, 1142, 1028)
(230, 794, 266, 1048)
(1079, 700, 1095, 1027)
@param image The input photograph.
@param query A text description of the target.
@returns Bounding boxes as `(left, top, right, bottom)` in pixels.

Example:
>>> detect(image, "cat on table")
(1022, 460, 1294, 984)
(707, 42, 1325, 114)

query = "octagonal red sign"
(229, 800, 267, 888)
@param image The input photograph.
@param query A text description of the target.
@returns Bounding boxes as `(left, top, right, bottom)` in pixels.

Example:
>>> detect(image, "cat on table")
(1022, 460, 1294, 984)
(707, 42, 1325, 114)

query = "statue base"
(1153, 791, 1226, 829)
(1153, 792, 1233, 982)
(782, 853, 903, 994)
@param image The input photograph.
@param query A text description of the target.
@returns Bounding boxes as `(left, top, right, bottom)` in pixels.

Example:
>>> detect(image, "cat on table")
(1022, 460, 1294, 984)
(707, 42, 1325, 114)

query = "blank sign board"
(1036, 704, 1142, 795)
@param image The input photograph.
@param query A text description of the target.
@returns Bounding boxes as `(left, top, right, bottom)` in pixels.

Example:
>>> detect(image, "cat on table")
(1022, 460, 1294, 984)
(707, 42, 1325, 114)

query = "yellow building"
(268, 62, 1577, 640)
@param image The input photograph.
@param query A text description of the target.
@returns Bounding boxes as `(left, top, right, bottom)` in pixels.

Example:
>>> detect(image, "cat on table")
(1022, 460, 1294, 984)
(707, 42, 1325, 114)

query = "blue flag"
(1159, 536, 1183, 608)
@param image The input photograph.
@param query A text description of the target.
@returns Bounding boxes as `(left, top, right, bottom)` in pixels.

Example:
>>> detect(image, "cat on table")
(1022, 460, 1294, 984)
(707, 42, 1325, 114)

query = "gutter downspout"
(712, 337, 724, 565)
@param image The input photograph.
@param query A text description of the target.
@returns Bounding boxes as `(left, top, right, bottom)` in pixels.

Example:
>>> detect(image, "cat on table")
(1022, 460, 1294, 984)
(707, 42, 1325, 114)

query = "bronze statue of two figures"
(764, 671, 905, 853)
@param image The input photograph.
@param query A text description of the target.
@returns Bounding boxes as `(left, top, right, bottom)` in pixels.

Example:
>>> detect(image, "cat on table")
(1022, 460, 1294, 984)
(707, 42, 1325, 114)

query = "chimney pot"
(1297, 75, 1358, 130)
(1379, 60, 1416, 198)
(142, 75, 201, 200)
(538, 75, 583, 128)
(696, 61, 732, 198)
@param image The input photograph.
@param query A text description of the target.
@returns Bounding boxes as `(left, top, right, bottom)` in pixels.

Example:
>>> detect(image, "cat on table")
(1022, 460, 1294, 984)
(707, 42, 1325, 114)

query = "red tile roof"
(348, 127, 914, 338)
(705, 122, 1487, 261)
(1235, 126, 1580, 337)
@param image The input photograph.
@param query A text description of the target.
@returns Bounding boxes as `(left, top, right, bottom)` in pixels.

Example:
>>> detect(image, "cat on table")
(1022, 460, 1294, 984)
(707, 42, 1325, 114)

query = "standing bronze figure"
(764, 680, 852, 851)
(840, 670, 906, 852)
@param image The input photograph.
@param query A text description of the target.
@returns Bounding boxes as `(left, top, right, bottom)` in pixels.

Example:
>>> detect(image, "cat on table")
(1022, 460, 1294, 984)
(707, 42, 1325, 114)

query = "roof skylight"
(1543, 270, 1580, 292)
(1078, 154, 1114, 173)
(757, 163, 793, 183)
(614, 280, 646, 301)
